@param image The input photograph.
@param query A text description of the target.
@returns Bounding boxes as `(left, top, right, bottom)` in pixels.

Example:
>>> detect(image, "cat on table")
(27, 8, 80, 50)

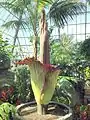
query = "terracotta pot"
(16, 101, 72, 120)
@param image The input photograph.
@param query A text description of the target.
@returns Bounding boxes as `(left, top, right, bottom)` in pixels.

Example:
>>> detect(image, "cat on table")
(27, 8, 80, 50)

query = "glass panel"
(87, 12, 90, 23)
(60, 27, 64, 34)
(77, 24, 85, 34)
(62, 26, 68, 34)
(52, 27, 58, 36)
(0, 19, 4, 26)
(77, 35, 85, 42)
(13, 45, 34, 59)
(15, 38, 30, 45)
(68, 25, 76, 34)
(86, 23, 90, 33)
(18, 29, 30, 38)
(77, 25, 81, 34)
(87, 6, 90, 12)
(86, 33, 90, 39)
(77, 13, 85, 24)
(69, 35, 76, 42)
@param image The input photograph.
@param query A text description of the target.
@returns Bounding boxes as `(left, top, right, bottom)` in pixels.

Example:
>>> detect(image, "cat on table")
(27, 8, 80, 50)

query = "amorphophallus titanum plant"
(16, 57, 60, 115)
(16, 7, 60, 116)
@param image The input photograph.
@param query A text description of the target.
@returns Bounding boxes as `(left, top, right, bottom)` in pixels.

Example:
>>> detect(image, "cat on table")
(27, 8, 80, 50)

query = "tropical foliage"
(84, 66, 90, 80)
(14, 65, 34, 103)
(0, 103, 16, 120)
(53, 76, 80, 106)
(0, 33, 12, 69)
(0, 0, 88, 118)
(0, 0, 85, 54)
(80, 38, 90, 60)
(49, 0, 85, 27)
(50, 33, 84, 64)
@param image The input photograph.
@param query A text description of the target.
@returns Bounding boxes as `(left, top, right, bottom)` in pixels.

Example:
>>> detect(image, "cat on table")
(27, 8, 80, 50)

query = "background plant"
(0, 33, 12, 57)
(0, 102, 16, 120)
(80, 38, 90, 60)
(52, 76, 80, 106)
(14, 65, 34, 103)
(84, 66, 90, 80)
(0, 62, 34, 105)
(0, 32, 13, 70)
(52, 60, 89, 106)
(50, 33, 84, 65)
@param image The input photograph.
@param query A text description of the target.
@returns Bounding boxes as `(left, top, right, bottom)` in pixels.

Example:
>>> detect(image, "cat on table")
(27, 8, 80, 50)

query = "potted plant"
(16, 57, 72, 120)
(15, 5, 72, 120)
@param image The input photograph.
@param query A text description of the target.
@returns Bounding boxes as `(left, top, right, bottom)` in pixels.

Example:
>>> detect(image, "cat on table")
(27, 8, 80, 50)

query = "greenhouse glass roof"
(0, 0, 90, 59)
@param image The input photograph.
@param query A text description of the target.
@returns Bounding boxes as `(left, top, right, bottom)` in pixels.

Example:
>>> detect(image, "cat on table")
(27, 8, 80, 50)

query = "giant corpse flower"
(16, 57, 60, 105)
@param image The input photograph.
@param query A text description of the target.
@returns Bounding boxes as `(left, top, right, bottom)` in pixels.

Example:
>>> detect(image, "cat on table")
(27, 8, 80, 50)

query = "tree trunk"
(12, 13, 23, 53)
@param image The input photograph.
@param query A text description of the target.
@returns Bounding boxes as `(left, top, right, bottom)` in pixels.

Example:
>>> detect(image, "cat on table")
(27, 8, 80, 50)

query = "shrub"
(14, 65, 34, 103)
(0, 103, 16, 120)
(80, 38, 90, 60)
(0, 33, 12, 70)
(52, 76, 80, 106)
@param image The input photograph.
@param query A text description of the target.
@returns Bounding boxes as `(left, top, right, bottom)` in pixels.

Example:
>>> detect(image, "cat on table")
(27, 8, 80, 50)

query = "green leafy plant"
(80, 38, 90, 60)
(16, 57, 60, 115)
(14, 65, 34, 103)
(50, 34, 84, 65)
(84, 66, 90, 80)
(0, 51, 10, 70)
(0, 103, 16, 120)
(0, 33, 12, 70)
(0, 65, 34, 105)
(80, 105, 88, 112)
(53, 76, 79, 106)
(84, 66, 90, 89)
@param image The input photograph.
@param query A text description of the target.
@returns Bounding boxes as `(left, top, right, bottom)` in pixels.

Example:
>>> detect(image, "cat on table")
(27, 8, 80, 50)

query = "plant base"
(17, 101, 72, 120)
(37, 104, 48, 115)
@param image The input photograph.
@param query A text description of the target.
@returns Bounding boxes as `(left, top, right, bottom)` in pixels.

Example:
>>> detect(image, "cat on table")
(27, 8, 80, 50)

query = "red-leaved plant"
(0, 86, 21, 105)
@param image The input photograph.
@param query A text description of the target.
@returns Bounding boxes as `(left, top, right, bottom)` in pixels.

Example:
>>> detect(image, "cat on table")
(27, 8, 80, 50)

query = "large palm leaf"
(0, 0, 86, 31)
(0, 0, 85, 54)
(0, 0, 31, 53)
(48, 0, 85, 27)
